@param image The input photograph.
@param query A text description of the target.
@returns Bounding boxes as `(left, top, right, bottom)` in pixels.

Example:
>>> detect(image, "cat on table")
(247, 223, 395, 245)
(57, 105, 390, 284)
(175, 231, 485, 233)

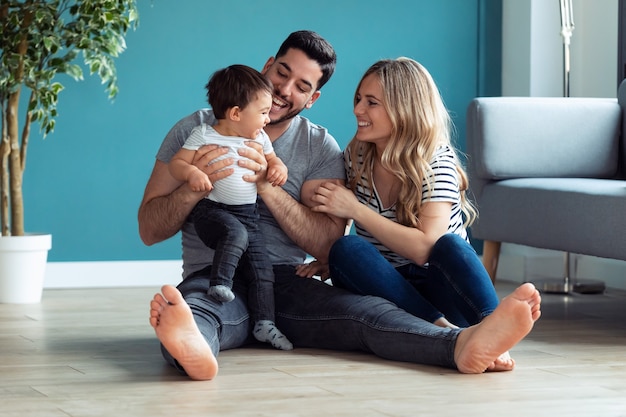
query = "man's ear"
(261, 57, 275, 74)
(228, 106, 241, 121)
(305, 91, 322, 109)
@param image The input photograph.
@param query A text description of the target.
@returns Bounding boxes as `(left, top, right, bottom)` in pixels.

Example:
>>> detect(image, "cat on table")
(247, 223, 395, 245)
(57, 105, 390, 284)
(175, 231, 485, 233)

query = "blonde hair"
(346, 57, 476, 228)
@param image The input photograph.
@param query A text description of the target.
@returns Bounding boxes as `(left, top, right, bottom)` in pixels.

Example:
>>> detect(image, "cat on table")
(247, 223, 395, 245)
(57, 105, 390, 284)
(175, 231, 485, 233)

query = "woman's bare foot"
(488, 351, 515, 372)
(453, 283, 541, 374)
(149, 285, 218, 380)
(434, 317, 459, 329)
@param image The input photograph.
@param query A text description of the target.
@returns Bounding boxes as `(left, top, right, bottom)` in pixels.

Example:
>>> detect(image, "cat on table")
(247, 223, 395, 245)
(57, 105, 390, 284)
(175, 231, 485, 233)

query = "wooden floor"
(2, 280, 626, 417)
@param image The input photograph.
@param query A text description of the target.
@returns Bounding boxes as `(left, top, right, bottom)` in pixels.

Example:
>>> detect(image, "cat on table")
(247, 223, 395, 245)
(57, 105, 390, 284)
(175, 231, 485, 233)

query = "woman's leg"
(328, 235, 444, 324)
(419, 234, 500, 327)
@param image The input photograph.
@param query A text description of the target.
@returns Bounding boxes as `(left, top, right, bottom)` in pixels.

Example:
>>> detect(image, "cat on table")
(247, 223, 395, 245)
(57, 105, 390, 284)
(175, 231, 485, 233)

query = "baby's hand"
(266, 163, 288, 187)
(188, 170, 213, 192)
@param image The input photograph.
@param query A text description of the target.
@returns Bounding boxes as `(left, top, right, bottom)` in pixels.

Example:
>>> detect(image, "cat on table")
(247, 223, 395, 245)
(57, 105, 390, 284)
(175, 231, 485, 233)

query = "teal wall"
(23, 0, 501, 262)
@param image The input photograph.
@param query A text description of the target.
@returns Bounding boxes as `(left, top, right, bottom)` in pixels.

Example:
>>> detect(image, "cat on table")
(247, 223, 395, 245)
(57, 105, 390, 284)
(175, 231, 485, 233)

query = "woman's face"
(353, 73, 393, 149)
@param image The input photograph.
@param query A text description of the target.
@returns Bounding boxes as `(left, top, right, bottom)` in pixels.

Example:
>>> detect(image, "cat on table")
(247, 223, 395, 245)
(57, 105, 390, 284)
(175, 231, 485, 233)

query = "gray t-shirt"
(156, 109, 345, 278)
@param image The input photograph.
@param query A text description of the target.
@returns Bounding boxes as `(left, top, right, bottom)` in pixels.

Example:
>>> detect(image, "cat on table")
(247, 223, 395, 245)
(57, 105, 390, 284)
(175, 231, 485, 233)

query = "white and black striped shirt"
(346, 145, 468, 267)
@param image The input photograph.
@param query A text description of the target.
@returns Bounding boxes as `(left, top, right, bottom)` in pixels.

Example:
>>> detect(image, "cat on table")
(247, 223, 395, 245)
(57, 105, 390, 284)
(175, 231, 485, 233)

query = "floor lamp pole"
(536, 0, 605, 295)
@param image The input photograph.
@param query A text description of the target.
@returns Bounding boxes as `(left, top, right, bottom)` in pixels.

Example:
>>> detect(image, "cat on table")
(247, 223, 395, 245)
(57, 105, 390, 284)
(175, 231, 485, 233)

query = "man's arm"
(138, 161, 206, 245)
(138, 146, 232, 246)
(257, 177, 346, 263)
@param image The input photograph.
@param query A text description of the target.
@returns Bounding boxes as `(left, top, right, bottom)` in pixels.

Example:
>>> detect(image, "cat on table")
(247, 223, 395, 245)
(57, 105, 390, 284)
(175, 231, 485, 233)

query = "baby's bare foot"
(454, 283, 541, 374)
(149, 285, 218, 380)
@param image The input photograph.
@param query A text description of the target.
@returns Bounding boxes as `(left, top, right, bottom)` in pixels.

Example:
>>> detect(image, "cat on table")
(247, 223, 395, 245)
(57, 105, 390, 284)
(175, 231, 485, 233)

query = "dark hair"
(275, 30, 337, 91)
(205, 64, 273, 119)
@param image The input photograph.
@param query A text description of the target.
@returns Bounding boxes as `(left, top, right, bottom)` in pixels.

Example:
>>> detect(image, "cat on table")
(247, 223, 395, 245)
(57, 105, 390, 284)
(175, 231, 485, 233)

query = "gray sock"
(253, 320, 293, 350)
(207, 285, 235, 303)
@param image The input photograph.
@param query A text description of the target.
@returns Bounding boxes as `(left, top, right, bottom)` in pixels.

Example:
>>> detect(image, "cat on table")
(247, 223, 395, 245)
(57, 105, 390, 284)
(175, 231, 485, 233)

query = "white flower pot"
(0, 234, 52, 303)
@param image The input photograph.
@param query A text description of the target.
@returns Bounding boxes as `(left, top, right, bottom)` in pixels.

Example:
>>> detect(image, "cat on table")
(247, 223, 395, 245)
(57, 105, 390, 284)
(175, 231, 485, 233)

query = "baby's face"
(239, 91, 272, 140)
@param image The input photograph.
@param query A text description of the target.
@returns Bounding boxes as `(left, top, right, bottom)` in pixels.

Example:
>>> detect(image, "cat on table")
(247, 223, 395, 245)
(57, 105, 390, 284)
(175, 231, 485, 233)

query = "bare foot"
(434, 317, 459, 329)
(454, 283, 541, 374)
(488, 351, 515, 372)
(149, 285, 218, 380)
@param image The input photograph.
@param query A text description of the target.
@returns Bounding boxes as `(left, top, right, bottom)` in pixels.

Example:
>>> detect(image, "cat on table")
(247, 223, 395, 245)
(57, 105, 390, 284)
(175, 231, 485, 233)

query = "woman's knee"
(329, 235, 369, 263)
(432, 233, 472, 255)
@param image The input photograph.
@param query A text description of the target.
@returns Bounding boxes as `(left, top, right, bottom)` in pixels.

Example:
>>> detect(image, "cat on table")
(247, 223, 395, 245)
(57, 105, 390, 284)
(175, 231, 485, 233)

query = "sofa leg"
(482, 240, 501, 284)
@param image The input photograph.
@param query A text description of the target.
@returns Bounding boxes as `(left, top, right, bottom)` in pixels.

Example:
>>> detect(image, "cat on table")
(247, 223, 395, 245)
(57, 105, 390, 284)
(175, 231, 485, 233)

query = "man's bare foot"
(149, 285, 218, 380)
(453, 283, 541, 374)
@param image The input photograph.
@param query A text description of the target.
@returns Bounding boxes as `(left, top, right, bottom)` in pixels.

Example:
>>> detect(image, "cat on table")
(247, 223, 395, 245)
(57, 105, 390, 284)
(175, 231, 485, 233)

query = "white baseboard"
(43, 247, 626, 291)
(496, 243, 626, 291)
(44, 260, 183, 288)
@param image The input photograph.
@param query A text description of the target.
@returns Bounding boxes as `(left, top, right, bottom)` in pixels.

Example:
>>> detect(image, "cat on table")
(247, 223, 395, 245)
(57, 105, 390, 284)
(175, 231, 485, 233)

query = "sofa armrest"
(466, 97, 620, 181)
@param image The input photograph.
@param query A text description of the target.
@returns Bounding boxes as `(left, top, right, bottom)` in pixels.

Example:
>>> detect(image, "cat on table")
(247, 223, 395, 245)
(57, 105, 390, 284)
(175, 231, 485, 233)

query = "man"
(140, 30, 541, 381)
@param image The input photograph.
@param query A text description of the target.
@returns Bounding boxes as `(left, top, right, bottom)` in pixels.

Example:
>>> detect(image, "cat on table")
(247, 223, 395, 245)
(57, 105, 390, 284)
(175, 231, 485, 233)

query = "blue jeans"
(162, 265, 460, 374)
(329, 234, 499, 327)
(191, 199, 275, 323)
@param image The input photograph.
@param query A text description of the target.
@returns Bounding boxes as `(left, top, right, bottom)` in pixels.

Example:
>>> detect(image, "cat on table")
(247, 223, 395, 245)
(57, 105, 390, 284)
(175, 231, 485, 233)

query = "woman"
(308, 57, 498, 329)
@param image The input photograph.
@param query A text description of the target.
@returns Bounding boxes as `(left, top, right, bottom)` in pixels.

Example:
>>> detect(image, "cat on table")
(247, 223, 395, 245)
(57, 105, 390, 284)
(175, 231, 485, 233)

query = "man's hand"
(295, 260, 331, 281)
(239, 141, 270, 191)
(192, 144, 235, 184)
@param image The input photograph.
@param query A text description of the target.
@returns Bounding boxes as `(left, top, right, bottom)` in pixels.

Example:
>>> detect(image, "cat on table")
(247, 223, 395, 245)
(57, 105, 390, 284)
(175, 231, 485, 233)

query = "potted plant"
(0, 0, 138, 303)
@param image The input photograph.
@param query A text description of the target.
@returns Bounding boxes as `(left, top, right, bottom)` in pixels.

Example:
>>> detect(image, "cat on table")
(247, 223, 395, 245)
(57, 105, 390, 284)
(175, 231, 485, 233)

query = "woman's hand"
(311, 182, 359, 219)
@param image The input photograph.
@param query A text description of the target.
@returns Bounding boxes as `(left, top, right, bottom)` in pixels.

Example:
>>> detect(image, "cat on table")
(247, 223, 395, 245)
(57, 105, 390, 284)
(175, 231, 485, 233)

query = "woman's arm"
(311, 182, 451, 265)
(350, 200, 452, 265)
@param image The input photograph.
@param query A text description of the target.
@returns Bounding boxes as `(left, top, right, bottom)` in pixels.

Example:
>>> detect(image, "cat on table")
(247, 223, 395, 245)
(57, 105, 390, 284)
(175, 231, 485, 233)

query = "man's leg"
(273, 265, 458, 368)
(272, 265, 541, 373)
(149, 273, 253, 380)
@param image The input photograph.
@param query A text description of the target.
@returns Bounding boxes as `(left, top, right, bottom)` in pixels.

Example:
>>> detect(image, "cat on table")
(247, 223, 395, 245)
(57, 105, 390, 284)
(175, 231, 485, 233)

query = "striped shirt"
(346, 145, 468, 267)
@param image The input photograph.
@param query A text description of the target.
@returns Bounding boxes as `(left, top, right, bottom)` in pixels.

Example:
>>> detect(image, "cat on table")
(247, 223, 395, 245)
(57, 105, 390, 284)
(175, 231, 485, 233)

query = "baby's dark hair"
(205, 64, 273, 119)
(275, 30, 336, 91)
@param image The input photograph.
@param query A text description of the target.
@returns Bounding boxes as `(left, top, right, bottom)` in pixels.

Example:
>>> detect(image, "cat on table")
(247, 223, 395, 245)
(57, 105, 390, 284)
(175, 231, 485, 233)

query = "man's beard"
(268, 104, 305, 126)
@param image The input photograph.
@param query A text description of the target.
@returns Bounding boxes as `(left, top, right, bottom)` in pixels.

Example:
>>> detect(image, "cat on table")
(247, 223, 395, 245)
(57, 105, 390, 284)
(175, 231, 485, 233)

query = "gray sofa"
(466, 81, 626, 283)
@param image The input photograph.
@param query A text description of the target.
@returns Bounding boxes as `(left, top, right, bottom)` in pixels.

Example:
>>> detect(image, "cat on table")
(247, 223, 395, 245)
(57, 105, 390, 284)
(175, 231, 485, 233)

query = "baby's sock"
(253, 320, 293, 350)
(207, 285, 235, 303)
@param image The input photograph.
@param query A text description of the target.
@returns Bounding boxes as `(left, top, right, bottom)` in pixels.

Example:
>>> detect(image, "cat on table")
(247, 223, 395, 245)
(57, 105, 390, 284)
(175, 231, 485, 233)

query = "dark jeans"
(328, 233, 499, 327)
(190, 199, 275, 323)
(163, 265, 459, 374)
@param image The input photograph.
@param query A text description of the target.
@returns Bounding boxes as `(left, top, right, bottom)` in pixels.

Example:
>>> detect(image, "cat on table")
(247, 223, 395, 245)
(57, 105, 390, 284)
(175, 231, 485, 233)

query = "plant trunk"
(1, 115, 9, 236)
(0, 8, 32, 237)
(6, 88, 24, 236)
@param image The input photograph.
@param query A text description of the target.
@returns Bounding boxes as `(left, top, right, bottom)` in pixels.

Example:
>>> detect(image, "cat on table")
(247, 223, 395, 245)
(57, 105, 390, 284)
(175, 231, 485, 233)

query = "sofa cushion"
(472, 178, 626, 261)
(467, 97, 621, 180)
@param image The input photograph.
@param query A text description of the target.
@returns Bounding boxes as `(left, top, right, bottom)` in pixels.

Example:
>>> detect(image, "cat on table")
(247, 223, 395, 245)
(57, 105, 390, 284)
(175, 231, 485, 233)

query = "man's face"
(262, 48, 323, 125)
